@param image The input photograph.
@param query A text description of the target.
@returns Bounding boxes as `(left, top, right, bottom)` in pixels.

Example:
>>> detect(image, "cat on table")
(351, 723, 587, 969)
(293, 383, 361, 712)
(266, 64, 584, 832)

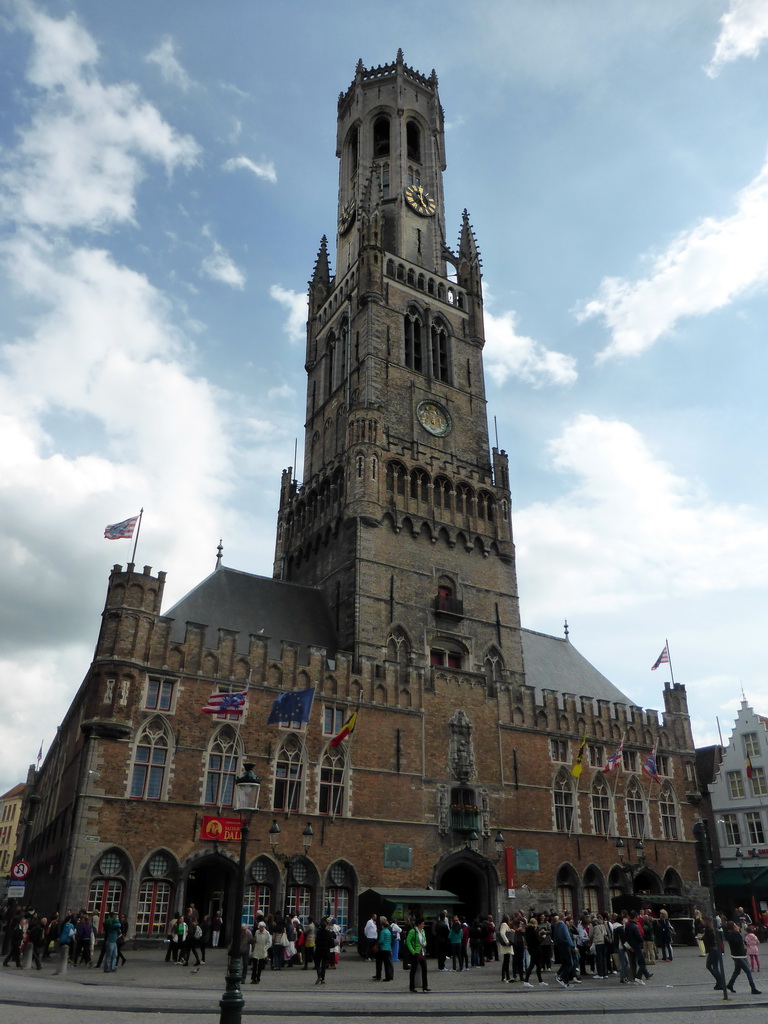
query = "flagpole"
(131, 508, 144, 564)
(332, 692, 361, 818)
(665, 639, 676, 686)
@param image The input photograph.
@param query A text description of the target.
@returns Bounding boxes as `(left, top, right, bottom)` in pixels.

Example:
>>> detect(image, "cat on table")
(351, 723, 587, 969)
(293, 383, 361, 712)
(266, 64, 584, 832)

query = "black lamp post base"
(219, 952, 245, 1024)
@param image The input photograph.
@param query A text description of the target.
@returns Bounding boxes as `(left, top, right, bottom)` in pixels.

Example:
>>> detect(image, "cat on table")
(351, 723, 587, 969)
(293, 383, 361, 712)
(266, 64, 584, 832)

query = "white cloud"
(146, 35, 194, 91)
(579, 158, 768, 361)
(1, 6, 199, 231)
(223, 155, 277, 184)
(201, 239, 246, 289)
(484, 307, 577, 387)
(516, 414, 768, 618)
(270, 284, 307, 343)
(707, 0, 768, 77)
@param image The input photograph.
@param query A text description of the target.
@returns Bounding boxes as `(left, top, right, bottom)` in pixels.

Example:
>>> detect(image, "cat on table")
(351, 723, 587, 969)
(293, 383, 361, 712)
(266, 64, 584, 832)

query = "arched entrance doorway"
(181, 852, 237, 942)
(436, 850, 498, 921)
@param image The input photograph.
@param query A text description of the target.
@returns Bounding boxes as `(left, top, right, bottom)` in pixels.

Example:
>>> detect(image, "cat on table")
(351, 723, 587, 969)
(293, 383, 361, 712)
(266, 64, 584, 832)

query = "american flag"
(602, 739, 624, 773)
(651, 642, 670, 671)
(104, 515, 139, 540)
(201, 689, 248, 716)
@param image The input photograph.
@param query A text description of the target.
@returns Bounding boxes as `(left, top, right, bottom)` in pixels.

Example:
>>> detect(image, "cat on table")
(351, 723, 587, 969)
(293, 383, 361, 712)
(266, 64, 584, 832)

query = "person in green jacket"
(407, 917, 430, 992)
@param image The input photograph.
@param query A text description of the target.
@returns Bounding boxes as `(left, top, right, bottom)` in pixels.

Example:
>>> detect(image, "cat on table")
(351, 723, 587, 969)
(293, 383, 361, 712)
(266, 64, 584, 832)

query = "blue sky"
(1, 0, 768, 795)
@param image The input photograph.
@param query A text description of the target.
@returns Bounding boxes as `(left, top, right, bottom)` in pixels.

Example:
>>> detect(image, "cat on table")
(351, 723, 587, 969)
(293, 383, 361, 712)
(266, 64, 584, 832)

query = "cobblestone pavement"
(0, 945, 764, 1023)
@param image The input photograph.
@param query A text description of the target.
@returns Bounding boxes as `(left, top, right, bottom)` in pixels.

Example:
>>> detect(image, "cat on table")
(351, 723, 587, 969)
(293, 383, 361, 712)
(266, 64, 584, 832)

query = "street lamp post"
(219, 763, 261, 1024)
(615, 837, 645, 890)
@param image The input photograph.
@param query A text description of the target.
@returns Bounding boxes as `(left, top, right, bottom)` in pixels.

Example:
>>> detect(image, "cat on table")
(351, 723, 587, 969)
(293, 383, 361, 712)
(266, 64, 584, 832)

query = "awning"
(714, 867, 768, 890)
(359, 887, 460, 907)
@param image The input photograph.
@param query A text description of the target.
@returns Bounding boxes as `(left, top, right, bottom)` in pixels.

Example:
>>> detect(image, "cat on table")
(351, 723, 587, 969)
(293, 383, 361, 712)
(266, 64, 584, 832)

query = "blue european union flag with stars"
(267, 688, 315, 725)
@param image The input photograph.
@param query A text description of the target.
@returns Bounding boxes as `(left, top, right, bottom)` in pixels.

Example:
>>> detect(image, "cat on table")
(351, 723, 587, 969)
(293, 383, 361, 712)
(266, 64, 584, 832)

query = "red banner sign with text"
(200, 815, 243, 842)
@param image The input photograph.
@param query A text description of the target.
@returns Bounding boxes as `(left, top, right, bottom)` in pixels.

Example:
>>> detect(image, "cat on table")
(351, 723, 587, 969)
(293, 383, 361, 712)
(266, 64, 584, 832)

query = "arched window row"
(385, 461, 496, 523)
(550, 774, 681, 842)
(386, 262, 466, 309)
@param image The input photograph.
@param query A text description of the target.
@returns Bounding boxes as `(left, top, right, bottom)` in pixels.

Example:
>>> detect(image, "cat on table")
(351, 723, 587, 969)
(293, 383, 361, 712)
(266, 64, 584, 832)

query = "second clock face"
(404, 184, 436, 217)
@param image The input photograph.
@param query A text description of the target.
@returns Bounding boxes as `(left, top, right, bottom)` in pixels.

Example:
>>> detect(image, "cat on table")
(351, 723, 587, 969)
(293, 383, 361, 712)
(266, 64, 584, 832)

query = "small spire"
(458, 209, 482, 264)
(563, 619, 569, 641)
(396, 48, 404, 64)
(215, 539, 223, 571)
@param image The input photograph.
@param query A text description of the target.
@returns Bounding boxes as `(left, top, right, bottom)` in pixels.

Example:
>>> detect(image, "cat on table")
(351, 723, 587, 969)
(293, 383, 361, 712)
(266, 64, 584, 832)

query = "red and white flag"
(651, 642, 670, 671)
(201, 689, 248, 716)
(104, 515, 139, 540)
(603, 739, 624, 773)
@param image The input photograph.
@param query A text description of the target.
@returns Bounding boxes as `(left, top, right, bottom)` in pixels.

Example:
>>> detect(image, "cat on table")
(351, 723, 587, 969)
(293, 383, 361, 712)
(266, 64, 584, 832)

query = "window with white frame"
(721, 813, 741, 846)
(588, 744, 603, 768)
(744, 733, 761, 758)
(752, 766, 768, 796)
(130, 721, 169, 800)
(550, 739, 568, 763)
(591, 777, 611, 835)
(746, 812, 765, 845)
(659, 785, 679, 840)
(145, 677, 174, 712)
(273, 734, 305, 813)
(627, 779, 646, 838)
(204, 728, 239, 807)
(727, 771, 746, 799)
(553, 773, 574, 832)
(323, 707, 344, 737)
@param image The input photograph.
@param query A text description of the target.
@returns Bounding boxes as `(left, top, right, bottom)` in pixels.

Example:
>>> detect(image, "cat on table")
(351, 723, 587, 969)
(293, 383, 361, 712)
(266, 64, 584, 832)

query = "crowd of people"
(358, 904, 764, 996)
(2, 898, 764, 998)
(1, 907, 129, 974)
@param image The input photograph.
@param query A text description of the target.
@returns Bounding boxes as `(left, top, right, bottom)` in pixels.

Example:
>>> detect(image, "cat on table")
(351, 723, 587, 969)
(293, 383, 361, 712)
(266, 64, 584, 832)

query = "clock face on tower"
(404, 184, 436, 217)
(417, 400, 451, 437)
(338, 198, 356, 235)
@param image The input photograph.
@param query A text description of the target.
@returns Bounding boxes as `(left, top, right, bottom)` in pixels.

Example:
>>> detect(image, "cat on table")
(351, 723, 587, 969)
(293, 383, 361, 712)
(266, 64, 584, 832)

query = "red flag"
(746, 756, 754, 780)
(329, 710, 357, 748)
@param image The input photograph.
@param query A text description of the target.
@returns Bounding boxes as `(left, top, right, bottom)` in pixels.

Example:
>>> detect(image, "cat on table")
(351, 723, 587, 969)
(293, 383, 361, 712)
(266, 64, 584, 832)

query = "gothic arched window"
(204, 726, 241, 807)
(434, 476, 452, 510)
(386, 461, 407, 497)
(410, 468, 429, 502)
(553, 772, 574, 832)
(659, 784, 679, 840)
(591, 777, 611, 835)
(430, 321, 450, 383)
(626, 778, 646, 838)
(130, 720, 170, 800)
(455, 483, 474, 516)
(274, 733, 305, 813)
(319, 746, 347, 815)
(406, 120, 421, 162)
(404, 308, 423, 373)
(373, 116, 390, 157)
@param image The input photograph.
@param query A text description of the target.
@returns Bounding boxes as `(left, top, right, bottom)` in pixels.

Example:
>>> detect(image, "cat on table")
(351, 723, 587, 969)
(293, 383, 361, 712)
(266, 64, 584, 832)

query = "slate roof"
(163, 569, 634, 705)
(163, 566, 338, 663)
(520, 627, 635, 707)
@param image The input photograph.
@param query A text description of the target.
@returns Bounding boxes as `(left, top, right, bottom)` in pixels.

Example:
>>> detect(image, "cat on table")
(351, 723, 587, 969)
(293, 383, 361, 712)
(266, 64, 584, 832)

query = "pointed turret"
(308, 236, 332, 312)
(457, 210, 484, 340)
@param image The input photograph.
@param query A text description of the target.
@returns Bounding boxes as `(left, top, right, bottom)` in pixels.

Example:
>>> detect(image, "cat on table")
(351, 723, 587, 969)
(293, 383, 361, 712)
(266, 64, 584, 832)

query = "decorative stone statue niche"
(449, 709, 475, 782)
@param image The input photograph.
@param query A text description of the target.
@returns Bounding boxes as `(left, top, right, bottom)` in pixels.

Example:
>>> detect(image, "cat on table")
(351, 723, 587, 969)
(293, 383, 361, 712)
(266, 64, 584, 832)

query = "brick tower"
(273, 51, 524, 686)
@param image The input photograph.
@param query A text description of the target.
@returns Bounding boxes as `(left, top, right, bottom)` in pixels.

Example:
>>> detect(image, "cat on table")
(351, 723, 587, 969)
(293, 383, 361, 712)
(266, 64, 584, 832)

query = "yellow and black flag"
(571, 733, 587, 778)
